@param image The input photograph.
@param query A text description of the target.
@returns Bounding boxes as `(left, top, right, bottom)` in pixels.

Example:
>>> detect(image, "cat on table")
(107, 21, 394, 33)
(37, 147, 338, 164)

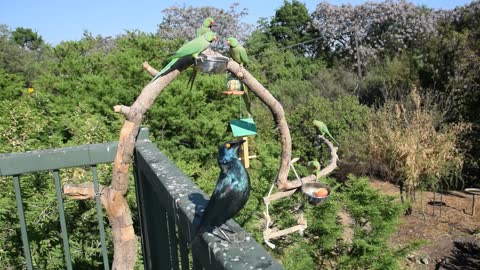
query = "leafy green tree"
(0, 68, 25, 99)
(269, 0, 319, 55)
(12, 27, 44, 51)
(0, 25, 39, 77)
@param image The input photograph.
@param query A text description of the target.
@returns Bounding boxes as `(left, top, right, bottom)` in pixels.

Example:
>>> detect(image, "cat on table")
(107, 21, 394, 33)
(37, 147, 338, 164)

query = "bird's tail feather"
(242, 84, 252, 117)
(151, 58, 178, 82)
(328, 134, 340, 146)
(187, 69, 198, 91)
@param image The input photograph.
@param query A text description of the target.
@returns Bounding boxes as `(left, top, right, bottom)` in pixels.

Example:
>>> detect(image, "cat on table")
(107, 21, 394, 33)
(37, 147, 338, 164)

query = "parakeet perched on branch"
(227, 37, 249, 67)
(186, 18, 215, 90)
(151, 31, 217, 82)
(307, 160, 321, 173)
(307, 160, 321, 179)
(313, 120, 339, 146)
(196, 17, 214, 37)
(227, 37, 252, 116)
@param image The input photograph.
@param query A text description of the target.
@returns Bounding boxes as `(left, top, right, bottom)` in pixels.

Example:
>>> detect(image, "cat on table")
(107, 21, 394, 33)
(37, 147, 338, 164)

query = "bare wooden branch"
(263, 188, 297, 204)
(282, 135, 339, 189)
(142, 61, 158, 76)
(63, 183, 105, 201)
(64, 183, 136, 268)
(264, 225, 308, 240)
(114, 105, 130, 116)
(226, 60, 292, 190)
(64, 59, 185, 269)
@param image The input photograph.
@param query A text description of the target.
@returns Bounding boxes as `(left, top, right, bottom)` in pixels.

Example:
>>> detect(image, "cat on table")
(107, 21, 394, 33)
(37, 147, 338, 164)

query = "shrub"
(367, 87, 469, 205)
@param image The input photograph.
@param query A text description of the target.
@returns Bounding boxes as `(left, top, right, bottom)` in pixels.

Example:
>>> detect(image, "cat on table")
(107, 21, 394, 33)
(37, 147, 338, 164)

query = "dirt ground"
(369, 179, 480, 270)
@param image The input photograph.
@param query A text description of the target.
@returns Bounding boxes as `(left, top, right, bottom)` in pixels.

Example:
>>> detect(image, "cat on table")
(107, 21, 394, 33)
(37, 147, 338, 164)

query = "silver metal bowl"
(465, 188, 480, 195)
(195, 55, 229, 74)
(302, 182, 331, 206)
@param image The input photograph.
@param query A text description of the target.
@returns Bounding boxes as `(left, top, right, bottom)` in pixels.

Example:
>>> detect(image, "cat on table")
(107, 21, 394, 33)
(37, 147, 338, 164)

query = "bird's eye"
(226, 143, 231, 148)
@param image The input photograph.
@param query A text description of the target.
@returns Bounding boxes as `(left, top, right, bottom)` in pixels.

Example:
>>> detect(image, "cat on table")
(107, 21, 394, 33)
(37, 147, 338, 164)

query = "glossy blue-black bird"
(195, 140, 251, 240)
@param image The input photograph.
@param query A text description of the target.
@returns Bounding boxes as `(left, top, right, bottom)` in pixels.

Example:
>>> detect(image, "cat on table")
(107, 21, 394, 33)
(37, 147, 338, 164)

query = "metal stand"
(464, 188, 480, 216)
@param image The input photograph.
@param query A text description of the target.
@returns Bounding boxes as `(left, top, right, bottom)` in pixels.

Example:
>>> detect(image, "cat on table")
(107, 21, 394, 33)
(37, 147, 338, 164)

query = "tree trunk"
(226, 61, 293, 189)
(64, 62, 183, 269)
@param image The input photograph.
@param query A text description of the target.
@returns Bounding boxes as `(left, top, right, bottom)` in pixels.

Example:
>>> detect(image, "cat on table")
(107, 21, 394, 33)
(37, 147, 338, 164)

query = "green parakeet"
(227, 37, 252, 117)
(313, 120, 339, 146)
(307, 160, 321, 179)
(152, 31, 217, 82)
(227, 37, 249, 67)
(307, 160, 321, 173)
(187, 17, 215, 90)
(196, 17, 214, 37)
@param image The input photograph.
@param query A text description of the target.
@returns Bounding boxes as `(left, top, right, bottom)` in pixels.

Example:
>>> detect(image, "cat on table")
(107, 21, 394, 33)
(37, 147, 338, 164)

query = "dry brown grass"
(367, 87, 470, 203)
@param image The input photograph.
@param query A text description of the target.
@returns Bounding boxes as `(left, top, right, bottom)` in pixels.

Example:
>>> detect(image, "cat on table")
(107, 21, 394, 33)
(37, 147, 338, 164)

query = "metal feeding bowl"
(195, 55, 229, 74)
(465, 188, 480, 195)
(302, 182, 331, 206)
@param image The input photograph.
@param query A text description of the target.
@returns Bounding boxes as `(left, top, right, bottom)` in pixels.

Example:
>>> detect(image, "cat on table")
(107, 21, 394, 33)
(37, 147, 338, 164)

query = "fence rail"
(0, 128, 284, 270)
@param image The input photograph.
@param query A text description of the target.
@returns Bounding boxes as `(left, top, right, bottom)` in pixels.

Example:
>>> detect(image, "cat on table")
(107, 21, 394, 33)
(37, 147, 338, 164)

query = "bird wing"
(197, 169, 248, 231)
(239, 46, 249, 66)
(229, 47, 241, 63)
(170, 36, 209, 59)
(196, 27, 211, 38)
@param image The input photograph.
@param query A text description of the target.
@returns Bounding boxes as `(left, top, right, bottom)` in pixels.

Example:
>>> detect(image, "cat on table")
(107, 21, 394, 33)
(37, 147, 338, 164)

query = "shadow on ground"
(436, 238, 480, 270)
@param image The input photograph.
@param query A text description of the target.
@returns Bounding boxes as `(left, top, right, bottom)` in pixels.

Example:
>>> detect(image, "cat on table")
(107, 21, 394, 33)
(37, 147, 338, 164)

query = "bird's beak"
(234, 139, 246, 147)
(211, 21, 215, 26)
(213, 36, 218, 41)
(227, 40, 230, 45)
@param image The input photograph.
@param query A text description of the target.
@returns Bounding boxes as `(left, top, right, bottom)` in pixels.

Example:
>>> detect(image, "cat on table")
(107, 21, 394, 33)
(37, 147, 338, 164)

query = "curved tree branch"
(64, 60, 185, 270)
(283, 135, 339, 189)
(62, 48, 338, 269)
(226, 60, 292, 190)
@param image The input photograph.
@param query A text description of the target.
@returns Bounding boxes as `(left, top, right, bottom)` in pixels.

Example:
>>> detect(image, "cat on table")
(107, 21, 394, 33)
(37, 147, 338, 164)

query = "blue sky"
(0, 0, 473, 45)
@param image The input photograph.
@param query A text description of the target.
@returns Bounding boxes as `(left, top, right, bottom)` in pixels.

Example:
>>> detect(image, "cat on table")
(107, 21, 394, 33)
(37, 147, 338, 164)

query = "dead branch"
(226, 62, 338, 191)
(281, 135, 339, 190)
(64, 59, 184, 270)
(226, 60, 292, 190)
(63, 183, 106, 201)
(262, 134, 338, 247)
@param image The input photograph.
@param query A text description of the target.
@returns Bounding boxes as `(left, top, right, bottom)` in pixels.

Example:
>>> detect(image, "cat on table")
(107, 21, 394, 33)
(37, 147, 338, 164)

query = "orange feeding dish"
(314, 188, 329, 197)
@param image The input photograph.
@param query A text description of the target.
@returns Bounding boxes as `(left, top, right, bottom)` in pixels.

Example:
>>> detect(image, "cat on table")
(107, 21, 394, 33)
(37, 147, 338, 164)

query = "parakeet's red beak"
(211, 21, 215, 26)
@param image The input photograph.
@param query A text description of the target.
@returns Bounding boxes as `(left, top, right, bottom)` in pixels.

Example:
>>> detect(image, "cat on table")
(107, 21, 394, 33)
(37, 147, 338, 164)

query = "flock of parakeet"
(152, 18, 339, 243)
(151, 17, 249, 82)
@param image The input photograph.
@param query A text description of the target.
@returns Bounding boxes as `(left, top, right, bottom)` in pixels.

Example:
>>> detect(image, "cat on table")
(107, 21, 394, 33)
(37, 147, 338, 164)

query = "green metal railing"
(0, 137, 119, 270)
(0, 128, 284, 270)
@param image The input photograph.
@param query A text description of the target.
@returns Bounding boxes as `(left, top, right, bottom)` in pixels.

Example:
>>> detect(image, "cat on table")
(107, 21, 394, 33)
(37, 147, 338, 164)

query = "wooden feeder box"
(227, 118, 257, 168)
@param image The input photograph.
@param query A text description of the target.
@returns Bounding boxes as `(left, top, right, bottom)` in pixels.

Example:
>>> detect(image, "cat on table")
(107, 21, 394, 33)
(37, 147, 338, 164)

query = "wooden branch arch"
(63, 49, 337, 269)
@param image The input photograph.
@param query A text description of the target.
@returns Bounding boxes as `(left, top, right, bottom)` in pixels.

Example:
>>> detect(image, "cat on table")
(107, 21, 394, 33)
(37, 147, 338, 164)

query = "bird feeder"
(227, 118, 257, 168)
(225, 78, 244, 95)
(195, 55, 229, 74)
(224, 73, 245, 95)
(302, 182, 331, 206)
(465, 188, 480, 216)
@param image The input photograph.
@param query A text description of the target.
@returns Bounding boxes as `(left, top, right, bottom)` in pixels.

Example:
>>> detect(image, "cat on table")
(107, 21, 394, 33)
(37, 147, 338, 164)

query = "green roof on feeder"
(227, 118, 257, 137)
